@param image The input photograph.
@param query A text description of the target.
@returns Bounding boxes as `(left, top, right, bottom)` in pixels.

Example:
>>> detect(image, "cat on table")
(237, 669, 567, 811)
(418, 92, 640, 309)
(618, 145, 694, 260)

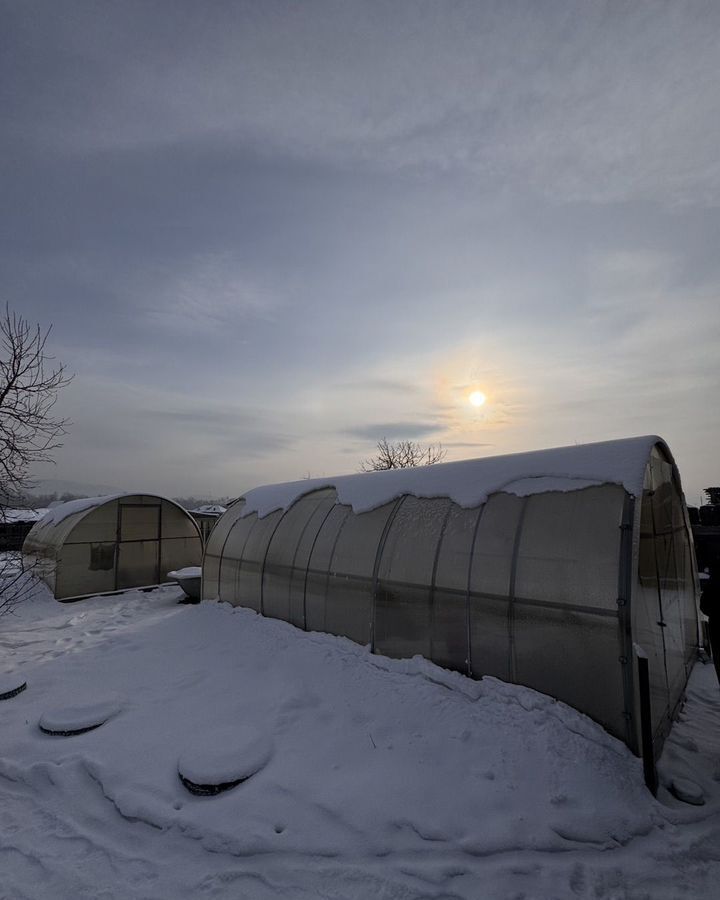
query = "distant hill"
(30, 478, 122, 498)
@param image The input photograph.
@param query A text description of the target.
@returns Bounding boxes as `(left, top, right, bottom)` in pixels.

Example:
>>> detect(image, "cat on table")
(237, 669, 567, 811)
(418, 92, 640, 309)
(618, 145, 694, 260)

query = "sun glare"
(469, 390, 486, 408)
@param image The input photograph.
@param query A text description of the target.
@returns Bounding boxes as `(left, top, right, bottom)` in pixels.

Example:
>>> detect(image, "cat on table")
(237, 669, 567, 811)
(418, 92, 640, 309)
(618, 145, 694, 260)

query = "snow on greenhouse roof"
(240, 435, 668, 519)
(37, 494, 127, 527)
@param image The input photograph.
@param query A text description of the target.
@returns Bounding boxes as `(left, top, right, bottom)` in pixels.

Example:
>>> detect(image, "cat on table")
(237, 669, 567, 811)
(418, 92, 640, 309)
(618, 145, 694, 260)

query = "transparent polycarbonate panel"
(89, 542, 116, 571)
(468, 493, 523, 679)
(24, 542, 57, 594)
(304, 504, 352, 634)
(193, 516, 215, 545)
(468, 595, 512, 681)
(430, 505, 481, 672)
(633, 577, 671, 735)
(513, 602, 626, 740)
(117, 540, 160, 589)
(118, 504, 161, 542)
(160, 500, 201, 539)
(638, 490, 657, 588)
(288, 494, 339, 628)
(159, 536, 202, 579)
(659, 530, 687, 704)
(206, 502, 246, 560)
(236, 510, 284, 613)
(652, 471, 696, 708)
(67, 502, 118, 543)
(36, 502, 94, 550)
(203, 501, 246, 600)
(56, 543, 115, 599)
(514, 486, 625, 609)
(469, 493, 523, 598)
(219, 555, 242, 605)
(217, 514, 257, 605)
(678, 517, 700, 659)
(263, 490, 336, 623)
(634, 500, 672, 746)
(325, 500, 400, 644)
(633, 447, 699, 738)
(374, 497, 451, 660)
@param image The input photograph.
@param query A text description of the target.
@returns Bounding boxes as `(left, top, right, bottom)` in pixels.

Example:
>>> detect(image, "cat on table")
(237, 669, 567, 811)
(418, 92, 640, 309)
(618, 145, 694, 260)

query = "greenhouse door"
(116, 504, 161, 590)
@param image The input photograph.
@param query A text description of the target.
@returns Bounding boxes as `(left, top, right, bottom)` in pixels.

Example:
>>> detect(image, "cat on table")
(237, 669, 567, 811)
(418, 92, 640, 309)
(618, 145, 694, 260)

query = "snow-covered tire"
(178, 772, 249, 796)
(39, 721, 106, 737)
(0, 680, 27, 701)
(38, 699, 122, 737)
(177, 724, 272, 797)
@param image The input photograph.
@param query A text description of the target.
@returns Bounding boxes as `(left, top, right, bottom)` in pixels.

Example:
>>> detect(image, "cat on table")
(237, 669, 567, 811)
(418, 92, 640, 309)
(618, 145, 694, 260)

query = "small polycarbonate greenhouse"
(203, 436, 699, 758)
(23, 494, 202, 601)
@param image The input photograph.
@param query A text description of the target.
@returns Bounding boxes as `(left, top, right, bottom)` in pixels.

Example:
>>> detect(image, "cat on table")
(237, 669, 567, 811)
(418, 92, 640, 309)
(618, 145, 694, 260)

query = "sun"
(468, 390, 486, 408)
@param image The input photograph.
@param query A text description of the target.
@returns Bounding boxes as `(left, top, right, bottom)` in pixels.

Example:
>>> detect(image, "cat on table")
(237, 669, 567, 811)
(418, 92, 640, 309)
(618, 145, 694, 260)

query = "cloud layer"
(2, 1, 719, 501)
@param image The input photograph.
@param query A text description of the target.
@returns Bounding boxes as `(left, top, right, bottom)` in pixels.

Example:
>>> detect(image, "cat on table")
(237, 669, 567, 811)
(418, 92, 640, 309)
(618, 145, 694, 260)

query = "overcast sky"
(3, 0, 719, 502)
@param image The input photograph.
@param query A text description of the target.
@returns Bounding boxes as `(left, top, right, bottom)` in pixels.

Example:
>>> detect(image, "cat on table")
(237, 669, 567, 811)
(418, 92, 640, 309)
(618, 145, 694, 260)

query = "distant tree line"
(15, 491, 233, 511)
(11, 490, 84, 509)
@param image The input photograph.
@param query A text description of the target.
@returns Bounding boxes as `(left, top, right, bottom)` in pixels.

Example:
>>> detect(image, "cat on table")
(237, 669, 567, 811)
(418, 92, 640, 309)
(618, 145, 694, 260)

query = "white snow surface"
(239, 435, 665, 518)
(190, 504, 227, 516)
(178, 724, 273, 786)
(0, 578, 718, 898)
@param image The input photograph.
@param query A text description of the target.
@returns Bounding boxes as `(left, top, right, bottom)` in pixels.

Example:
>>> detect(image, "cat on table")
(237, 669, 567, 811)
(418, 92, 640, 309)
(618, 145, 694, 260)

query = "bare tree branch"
(1, 305, 73, 615)
(361, 437, 446, 472)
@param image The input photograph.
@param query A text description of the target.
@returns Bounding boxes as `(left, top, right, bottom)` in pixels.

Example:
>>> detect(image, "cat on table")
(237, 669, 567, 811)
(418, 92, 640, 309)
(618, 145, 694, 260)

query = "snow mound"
(670, 777, 705, 806)
(178, 724, 273, 795)
(39, 698, 123, 736)
(1, 587, 718, 898)
(0, 675, 27, 701)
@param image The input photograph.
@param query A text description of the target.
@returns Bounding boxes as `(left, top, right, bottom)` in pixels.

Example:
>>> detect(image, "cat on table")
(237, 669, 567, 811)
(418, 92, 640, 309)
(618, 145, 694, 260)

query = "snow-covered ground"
(1, 575, 719, 899)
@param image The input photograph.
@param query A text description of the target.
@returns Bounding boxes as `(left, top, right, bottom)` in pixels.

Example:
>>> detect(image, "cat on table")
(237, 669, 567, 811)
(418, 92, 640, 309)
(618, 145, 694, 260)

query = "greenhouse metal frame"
(203, 436, 699, 760)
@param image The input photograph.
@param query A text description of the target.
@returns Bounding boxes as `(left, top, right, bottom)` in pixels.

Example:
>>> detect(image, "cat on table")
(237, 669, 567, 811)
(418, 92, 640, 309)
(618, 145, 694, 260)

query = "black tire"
(178, 771, 248, 796)
(0, 681, 27, 701)
(39, 719, 108, 737)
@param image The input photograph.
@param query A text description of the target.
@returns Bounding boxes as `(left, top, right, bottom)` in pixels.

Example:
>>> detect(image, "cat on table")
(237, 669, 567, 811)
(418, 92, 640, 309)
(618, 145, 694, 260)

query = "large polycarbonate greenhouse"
(23, 494, 202, 601)
(203, 436, 699, 759)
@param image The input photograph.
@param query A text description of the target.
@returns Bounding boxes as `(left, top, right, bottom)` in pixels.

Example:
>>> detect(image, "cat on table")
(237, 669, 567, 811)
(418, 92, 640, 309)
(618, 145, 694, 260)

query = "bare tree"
(361, 437, 446, 472)
(1, 306, 72, 616)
